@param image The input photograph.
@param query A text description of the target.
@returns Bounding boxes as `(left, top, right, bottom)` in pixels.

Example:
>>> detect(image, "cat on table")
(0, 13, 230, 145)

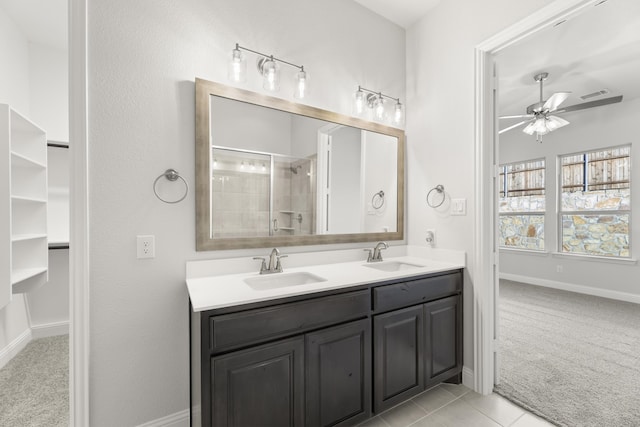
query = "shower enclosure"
(210, 147, 316, 238)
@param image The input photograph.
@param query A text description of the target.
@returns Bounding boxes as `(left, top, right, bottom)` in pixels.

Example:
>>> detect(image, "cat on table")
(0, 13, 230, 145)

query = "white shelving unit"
(1, 104, 48, 308)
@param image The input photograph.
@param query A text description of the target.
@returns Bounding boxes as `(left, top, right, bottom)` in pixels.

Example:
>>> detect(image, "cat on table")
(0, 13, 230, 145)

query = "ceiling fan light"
(531, 117, 550, 135)
(522, 122, 537, 135)
(546, 115, 569, 131)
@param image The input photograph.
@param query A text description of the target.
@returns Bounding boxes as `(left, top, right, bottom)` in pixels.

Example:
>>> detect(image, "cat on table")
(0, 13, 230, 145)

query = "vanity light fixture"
(228, 43, 308, 99)
(354, 85, 404, 126)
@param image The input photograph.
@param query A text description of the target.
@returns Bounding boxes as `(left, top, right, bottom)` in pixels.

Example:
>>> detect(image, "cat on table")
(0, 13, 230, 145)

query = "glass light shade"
(393, 101, 404, 126)
(293, 69, 308, 99)
(546, 115, 569, 131)
(260, 58, 279, 92)
(353, 89, 365, 115)
(373, 96, 385, 121)
(228, 48, 247, 83)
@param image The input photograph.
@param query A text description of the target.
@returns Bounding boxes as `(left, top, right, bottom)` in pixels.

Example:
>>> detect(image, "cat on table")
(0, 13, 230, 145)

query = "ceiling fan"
(499, 72, 623, 142)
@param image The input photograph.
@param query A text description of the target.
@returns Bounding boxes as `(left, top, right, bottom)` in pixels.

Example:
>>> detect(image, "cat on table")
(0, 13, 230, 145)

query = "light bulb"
(393, 101, 404, 126)
(294, 69, 308, 99)
(262, 163, 266, 171)
(240, 161, 245, 169)
(213, 158, 217, 167)
(374, 96, 385, 121)
(228, 46, 247, 83)
(260, 57, 279, 92)
(354, 88, 365, 115)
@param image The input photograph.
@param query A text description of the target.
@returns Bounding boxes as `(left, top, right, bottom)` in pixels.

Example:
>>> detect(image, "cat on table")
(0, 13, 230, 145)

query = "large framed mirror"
(195, 78, 405, 250)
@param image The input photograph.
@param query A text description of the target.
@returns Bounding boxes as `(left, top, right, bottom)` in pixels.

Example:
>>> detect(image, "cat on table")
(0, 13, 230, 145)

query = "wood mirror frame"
(195, 77, 405, 251)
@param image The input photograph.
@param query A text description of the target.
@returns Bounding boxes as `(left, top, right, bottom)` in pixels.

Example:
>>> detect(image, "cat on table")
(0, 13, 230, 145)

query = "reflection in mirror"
(196, 78, 404, 250)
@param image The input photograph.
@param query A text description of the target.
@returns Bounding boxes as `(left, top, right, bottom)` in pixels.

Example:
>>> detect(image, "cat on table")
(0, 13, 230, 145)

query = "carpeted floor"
(495, 280, 640, 427)
(0, 335, 69, 426)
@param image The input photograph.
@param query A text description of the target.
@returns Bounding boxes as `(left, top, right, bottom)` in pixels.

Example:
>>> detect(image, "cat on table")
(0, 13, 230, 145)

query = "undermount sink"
(244, 271, 327, 290)
(363, 261, 425, 272)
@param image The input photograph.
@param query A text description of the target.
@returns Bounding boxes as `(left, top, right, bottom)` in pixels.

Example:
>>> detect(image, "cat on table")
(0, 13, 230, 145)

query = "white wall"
(363, 131, 397, 233)
(405, 0, 554, 378)
(87, 0, 404, 424)
(499, 97, 640, 300)
(28, 43, 69, 142)
(0, 6, 30, 114)
(329, 127, 362, 233)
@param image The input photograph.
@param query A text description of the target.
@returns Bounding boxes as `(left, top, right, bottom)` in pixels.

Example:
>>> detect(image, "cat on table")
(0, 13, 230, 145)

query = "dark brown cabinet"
(425, 295, 462, 386)
(190, 269, 462, 426)
(211, 337, 304, 427)
(373, 305, 424, 412)
(306, 319, 371, 427)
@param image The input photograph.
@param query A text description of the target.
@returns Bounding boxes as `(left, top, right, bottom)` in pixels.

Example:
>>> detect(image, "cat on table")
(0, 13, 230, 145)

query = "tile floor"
(359, 383, 554, 427)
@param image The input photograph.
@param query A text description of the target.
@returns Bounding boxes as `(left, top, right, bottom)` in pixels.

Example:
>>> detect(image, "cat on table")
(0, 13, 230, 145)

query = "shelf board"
(11, 151, 46, 169)
(12, 267, 47, 285)
(279, 211, 295, 214)
(278, 227, 295, 231)
(11, 195, 47, 203)
(12, 234, 47, 242)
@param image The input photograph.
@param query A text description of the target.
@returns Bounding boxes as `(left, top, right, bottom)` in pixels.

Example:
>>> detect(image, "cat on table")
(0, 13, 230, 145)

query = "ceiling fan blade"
(499, 114, 534, 120)
(543, 92, 571, 112)
(555, 95, 623, 114)
(499, 119, 532, 134)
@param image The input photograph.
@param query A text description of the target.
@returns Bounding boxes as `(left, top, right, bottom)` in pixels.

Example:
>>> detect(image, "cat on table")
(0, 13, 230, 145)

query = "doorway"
(473, 0, 606, 396)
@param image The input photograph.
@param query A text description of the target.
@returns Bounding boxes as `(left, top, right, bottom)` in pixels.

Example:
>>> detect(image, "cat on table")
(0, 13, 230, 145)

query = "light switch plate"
(451, 198, 467, 216)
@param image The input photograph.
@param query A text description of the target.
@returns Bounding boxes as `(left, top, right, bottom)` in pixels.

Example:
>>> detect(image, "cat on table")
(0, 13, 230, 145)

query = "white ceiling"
(496, 0, 640, 118)
(0, 0, 67, 51)
(353, 0, 440, 28)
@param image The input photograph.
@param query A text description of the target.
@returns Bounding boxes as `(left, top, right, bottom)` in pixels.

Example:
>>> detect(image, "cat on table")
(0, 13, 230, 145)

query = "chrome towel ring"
(372, 190, 385, 209)
(426, 184, 445, 208)
(153, 169, 189, 204)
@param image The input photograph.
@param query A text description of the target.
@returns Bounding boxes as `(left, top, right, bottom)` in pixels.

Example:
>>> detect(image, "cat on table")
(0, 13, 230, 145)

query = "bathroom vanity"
(187, 249, 464, 427)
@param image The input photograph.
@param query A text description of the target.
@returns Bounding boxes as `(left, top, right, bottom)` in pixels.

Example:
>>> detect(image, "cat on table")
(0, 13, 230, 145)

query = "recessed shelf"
(10, 151, 46, 168)
(12, 234, 47, 242)
(11, 195, 47, 203)
(12, 267, 47, 285)
(2, 104, 48, 306)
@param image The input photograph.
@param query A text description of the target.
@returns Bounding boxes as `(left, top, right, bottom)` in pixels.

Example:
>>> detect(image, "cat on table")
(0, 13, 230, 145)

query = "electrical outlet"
(426, 229, 436, 247)
(137, 235, 155, 259)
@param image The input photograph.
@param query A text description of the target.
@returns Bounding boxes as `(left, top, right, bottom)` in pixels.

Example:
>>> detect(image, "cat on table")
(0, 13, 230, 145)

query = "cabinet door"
(373, 305, 424, 413)
(211, 336, 304, 427)
(424, 295, 462, 386)
(306, 318, 371, 427)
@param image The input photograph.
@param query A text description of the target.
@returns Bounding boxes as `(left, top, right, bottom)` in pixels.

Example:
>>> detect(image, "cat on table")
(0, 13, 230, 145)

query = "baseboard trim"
(136, 409, 190, 427)
(462, 366, 474, 391)
(500, 273, 640, 304)
(0, 328, 32, 370)
(31, 320, 70, 339)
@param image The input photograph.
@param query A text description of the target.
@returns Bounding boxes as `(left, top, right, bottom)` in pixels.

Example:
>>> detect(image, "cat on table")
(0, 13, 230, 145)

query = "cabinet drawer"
(373, 271, 461, 313)
(210, 289, 369, 353)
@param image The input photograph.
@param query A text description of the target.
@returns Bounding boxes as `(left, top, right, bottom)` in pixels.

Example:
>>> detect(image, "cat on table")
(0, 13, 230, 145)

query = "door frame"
(69, 0, 90, 424)
(473, 0, 602, 395)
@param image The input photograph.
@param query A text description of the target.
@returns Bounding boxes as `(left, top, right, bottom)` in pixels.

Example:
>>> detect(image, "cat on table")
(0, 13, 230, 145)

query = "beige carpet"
(0, 335, 69, 426)
(495, 280, 640, 427)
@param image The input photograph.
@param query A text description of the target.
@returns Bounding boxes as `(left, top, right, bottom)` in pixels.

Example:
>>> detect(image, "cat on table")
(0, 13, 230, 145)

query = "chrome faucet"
(253, 248, 288, 274)
(364, 242, 388, 262)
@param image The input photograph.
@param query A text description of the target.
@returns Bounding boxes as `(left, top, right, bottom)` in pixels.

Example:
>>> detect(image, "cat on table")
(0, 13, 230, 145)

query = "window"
(499, 159, 545, 250)
(559, 146, 631, 257)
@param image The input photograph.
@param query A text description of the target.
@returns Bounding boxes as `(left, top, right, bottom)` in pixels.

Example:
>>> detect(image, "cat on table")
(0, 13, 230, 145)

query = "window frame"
(557, 144, 632, 259)
(499, 157, 546, 252)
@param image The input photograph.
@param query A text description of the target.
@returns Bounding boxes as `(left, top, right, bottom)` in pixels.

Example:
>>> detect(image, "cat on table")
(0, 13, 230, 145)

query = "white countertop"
(186, 245, 465, 312)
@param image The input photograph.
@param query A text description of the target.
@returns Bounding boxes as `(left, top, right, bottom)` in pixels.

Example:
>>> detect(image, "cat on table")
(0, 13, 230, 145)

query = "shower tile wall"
(212, 171, 270, 237)
(273, 158, 316, 236)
